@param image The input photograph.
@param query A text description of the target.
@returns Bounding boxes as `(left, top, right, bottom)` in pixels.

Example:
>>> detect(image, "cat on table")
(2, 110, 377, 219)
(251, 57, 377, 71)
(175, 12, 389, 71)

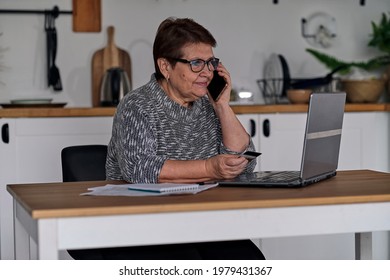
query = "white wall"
(0, 0, 389, 106)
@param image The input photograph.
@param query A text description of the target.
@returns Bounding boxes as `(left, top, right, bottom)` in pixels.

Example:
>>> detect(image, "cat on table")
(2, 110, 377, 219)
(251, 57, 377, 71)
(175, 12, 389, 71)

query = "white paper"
(81, 183, 218, 196)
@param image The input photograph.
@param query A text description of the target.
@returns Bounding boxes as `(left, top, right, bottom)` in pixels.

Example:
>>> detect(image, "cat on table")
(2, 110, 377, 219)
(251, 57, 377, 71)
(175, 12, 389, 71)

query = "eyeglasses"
(168, 57, 220, 73)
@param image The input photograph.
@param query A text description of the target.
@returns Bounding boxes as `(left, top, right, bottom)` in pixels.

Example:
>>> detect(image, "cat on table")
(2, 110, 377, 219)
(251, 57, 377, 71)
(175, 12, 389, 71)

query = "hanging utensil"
(45, 11, 53, 87)
(50, 22, 62, 91)
(45, 6, 62, 91)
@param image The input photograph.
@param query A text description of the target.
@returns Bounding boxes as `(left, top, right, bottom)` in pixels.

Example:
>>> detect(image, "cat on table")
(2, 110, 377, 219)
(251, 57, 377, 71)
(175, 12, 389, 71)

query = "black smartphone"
(207, 71, 227, 101)
(240, 151, 262, 160)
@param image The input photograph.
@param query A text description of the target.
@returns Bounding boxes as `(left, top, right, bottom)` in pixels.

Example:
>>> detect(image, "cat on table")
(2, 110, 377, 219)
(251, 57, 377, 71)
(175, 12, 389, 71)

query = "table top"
(7, 170, 390, 219)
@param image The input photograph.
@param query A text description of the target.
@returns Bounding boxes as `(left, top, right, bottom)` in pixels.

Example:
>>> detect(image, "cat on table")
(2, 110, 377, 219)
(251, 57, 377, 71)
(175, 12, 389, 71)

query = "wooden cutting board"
(72, 0, 102, 32)
(91, 26, 132, 107)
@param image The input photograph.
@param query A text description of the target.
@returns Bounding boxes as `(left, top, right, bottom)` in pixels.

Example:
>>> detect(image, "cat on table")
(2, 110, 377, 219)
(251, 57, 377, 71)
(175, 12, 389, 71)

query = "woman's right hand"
(205, 154, 248, 180)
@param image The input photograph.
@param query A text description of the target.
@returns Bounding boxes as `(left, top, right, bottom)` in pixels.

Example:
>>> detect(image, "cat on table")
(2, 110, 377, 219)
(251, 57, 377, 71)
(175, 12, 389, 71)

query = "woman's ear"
(157, 58, 170, 80)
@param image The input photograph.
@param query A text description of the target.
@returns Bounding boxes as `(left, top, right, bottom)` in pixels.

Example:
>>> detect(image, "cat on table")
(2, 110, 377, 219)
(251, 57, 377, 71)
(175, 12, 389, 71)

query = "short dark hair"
(153, 17, 217, 80)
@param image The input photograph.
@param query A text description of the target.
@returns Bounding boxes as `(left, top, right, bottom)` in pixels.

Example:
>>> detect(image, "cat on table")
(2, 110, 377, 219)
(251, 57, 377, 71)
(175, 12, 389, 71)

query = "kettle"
(100, 67, 131, 106)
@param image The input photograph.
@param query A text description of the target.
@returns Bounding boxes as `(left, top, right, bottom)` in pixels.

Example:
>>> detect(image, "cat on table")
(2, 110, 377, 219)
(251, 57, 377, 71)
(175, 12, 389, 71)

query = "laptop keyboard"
(252, 171, 300, 182)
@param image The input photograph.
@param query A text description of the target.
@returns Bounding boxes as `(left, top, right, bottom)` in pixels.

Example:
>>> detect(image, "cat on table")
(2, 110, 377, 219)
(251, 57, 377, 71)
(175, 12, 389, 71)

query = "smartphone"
(207, 71, 227, 101)
(240, 151, 262, 160)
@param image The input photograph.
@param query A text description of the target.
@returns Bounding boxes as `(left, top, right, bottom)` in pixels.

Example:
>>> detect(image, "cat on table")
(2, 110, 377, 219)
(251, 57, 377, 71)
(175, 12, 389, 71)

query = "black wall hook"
(51, 6, 60, 18)
(0, 5, 71, 16)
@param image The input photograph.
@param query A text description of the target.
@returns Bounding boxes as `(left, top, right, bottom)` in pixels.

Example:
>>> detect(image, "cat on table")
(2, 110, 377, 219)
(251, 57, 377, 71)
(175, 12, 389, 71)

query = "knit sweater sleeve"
(115, 103, 168, 183)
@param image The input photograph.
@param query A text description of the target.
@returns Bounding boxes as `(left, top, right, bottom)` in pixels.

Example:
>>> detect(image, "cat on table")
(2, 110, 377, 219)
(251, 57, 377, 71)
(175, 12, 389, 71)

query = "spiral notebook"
(128, 183, 218, 194)
(82, 183, 218, 196)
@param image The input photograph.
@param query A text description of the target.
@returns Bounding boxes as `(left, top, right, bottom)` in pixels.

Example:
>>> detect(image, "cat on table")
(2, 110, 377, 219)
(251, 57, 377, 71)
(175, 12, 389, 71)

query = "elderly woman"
(106, 17, 256, 184)
(102, 17, 264, 260)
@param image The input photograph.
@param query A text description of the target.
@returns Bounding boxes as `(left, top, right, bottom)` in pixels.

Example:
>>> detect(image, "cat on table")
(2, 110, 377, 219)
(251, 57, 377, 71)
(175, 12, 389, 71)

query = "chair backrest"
(61, 145, 108, 182)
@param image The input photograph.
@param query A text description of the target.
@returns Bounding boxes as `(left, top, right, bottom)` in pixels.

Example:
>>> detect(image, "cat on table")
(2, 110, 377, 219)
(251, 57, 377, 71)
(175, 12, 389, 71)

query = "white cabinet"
(236, 114, 261, 171)
(0, 117, 113, 259)
(238, 112, 390, 172)
(237, 113, 306, 171)
(238, 112, 390, 259)
(256, 113, 307, 171)
(338, 112, 389, 172)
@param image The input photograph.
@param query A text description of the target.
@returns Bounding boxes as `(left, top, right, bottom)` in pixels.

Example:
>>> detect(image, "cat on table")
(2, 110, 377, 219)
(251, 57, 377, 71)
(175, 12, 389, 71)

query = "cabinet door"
(338, 112, 389, 171)
(12, 117, 113, 183)
(0, 117, 113, 260)
(236, 114, 260, 171)
(238, 113, 308, 172)
(0, 118, 17, 260)
(258, 113, 307, 171)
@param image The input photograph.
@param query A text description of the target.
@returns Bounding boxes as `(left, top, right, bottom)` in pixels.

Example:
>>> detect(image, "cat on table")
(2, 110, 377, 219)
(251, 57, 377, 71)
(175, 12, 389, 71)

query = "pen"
(197, 181, 217, 185)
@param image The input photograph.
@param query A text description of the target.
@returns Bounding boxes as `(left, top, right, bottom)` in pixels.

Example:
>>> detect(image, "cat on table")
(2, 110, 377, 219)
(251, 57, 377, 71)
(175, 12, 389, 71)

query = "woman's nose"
(200, 67, 213, 78)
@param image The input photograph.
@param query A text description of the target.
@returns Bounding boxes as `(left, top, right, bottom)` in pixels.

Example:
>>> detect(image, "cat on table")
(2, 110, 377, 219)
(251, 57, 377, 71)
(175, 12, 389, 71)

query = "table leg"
(37, 219, 59, 260)
(355, 232, 373, 260)
(13, 200, 59, 260)
(13, 200, 30, 259)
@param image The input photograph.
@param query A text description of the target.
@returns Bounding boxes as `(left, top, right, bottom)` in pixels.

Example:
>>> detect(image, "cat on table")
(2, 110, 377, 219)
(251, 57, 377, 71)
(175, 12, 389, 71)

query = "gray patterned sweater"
(106, 74, 256, 183)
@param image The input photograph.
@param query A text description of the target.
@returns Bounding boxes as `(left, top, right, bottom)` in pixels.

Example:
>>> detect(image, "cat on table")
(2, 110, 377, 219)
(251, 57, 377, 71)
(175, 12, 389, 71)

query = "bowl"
(287, 89, 312, 104)
(341, 79, 385, 103)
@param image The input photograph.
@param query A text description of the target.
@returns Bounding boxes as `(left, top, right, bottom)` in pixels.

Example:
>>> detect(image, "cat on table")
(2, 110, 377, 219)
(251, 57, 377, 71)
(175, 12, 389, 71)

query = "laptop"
(219, 92, 346, 187)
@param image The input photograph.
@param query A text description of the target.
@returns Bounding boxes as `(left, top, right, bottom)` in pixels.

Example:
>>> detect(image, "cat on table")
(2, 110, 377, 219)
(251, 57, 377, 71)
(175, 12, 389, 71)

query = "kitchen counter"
(0, 103, 390, 118)
(231, 103, 390, 114)
(0, 107, 115, 118)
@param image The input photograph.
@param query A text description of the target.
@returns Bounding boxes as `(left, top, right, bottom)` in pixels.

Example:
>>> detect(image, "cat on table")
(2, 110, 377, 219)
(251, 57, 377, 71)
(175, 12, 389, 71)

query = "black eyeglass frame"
(167, 57, 220, 73)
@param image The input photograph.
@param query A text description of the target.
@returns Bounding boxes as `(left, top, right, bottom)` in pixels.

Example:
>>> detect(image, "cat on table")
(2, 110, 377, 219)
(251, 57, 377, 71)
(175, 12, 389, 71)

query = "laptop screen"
(300, 92, 346, 181)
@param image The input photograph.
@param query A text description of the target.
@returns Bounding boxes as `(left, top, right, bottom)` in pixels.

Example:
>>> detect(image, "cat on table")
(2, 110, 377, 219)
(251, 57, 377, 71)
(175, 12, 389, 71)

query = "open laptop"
(219, 92, 346, 188)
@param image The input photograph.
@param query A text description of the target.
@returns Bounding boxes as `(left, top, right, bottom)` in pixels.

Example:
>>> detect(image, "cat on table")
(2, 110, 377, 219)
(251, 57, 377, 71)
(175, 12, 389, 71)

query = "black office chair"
(61, 144, 108, 182)
(61, 144, 108, 259)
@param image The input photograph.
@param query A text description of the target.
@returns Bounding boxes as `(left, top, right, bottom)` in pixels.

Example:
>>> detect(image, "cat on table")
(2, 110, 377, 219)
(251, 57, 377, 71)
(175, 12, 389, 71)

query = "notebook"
(82, 183, 218, 196)
(127, 183, 218, 194)
(219, 92, 346, 188)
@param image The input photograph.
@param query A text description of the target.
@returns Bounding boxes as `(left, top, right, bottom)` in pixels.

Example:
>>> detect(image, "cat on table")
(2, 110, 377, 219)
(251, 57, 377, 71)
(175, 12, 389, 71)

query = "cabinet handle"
(249, 119, 256, 138)
(1, 123, 9, 143)
(263, 119, 270, 137)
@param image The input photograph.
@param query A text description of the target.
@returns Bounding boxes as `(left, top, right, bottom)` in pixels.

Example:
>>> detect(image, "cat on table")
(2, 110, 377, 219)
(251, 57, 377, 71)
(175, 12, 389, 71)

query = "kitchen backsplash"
(0, 0, 388, 106)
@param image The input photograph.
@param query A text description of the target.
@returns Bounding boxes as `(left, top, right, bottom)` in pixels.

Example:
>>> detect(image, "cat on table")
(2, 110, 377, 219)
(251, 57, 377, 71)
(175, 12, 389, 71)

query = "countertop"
(0, 103, 390, 118)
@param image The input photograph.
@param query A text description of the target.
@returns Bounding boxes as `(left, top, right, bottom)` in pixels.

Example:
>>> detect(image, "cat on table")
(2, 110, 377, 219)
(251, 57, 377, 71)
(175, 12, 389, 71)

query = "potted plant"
(306, 48, 388, 103)
(368, 12, 390, 93)
(305, 12, 390, 103)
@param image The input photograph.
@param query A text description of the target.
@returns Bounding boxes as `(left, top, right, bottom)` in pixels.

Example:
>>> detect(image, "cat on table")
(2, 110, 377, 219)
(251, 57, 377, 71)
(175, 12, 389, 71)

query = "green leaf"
(305, 49, 351, 74)
(305, 49, 389, 74)
(368, 12, 390, 54)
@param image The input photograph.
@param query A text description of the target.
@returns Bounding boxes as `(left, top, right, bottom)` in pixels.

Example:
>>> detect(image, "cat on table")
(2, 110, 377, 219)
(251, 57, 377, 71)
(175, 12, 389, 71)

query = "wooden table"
(7, 170, 390, 260)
